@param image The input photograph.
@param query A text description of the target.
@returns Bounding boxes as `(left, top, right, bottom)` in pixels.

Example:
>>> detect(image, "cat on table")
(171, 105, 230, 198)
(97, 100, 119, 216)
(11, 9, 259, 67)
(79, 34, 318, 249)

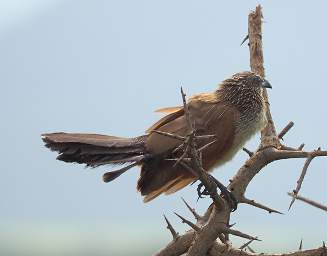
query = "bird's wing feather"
(146, 108, 185, 133)
(146, 98, 238, 155)
(154, 106, 183, 114)
(138, 98, 240, 201)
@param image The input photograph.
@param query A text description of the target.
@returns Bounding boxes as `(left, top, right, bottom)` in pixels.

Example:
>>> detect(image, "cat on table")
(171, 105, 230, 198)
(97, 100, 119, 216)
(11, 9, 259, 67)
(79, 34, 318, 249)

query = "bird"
(42, 71, 271, 202)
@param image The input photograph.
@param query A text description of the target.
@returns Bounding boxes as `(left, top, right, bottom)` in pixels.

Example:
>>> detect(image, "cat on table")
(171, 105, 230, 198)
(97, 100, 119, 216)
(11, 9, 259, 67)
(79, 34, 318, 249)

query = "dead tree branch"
(154, 5, 326, 256)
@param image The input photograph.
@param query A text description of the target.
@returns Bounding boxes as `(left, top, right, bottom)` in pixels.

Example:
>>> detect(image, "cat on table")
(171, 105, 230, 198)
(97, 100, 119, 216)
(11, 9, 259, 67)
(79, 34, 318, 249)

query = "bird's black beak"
(261, 80, 272, 89)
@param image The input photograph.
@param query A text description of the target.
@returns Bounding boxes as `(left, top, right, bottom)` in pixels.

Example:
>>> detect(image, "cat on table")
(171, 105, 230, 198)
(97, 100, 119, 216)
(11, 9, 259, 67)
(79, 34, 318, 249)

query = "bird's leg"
(197, 175, 238, 211)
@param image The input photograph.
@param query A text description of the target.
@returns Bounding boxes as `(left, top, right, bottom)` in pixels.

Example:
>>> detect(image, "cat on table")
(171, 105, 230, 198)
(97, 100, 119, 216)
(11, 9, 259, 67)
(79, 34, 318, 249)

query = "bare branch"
(278, 121, 295, 140)
(289, 148, 320, 210)
(248, 5, 279, 148)
(288, 193, 327, 212)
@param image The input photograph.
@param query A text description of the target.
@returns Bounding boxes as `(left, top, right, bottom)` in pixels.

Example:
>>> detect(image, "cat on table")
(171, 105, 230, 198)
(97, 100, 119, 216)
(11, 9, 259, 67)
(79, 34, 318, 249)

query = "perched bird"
(42, 71, 271, 202)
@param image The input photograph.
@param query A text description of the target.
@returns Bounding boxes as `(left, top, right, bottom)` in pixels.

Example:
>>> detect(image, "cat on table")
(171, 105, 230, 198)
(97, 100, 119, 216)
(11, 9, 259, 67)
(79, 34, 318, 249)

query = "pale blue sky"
(0, 1, 326, 255)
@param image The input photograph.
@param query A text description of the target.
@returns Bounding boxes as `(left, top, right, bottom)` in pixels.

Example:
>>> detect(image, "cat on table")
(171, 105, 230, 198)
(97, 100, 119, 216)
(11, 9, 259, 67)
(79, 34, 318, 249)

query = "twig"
(288, 193, 327, 212)
(278, 121, 294, 140)
(289, 148, 320, 210)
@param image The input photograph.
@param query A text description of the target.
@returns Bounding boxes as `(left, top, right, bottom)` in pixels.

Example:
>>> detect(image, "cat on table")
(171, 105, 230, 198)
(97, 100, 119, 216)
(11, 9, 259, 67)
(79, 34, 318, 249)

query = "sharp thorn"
(163, 214, 179, 240)
(298, 143, 305, 150)
(239, 239, 255, 250)
(247, 245, 256, 253)
(299, 238, 303, 250)
(174, 212, 201, 232)
(242, 147, 254, 157)
(241, 34, 249, 46)
(181, 197, 201, 221)
(225, 227, 260, 241)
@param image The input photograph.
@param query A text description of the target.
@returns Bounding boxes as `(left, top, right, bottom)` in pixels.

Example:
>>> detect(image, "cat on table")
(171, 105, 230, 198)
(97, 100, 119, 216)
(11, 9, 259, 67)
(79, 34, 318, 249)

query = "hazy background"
(1, 0, 326, 255)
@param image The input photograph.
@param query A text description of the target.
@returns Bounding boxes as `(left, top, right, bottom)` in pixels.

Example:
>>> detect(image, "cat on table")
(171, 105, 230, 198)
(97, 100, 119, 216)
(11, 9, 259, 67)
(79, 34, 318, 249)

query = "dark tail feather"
(103, 162, 138, 183)
(42, 132, 147, 167)
(137, 160, 196, 202)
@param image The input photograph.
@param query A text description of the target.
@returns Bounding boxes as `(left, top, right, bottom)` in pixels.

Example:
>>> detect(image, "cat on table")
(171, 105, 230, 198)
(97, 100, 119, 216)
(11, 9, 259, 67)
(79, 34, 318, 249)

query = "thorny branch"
(153, 5, 327, 256)
(288, 193, 327, 212)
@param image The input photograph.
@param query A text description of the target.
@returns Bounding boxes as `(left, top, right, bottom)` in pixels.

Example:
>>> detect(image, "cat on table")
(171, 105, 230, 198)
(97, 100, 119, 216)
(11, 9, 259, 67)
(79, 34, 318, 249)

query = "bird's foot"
(197, 175, 238, 212)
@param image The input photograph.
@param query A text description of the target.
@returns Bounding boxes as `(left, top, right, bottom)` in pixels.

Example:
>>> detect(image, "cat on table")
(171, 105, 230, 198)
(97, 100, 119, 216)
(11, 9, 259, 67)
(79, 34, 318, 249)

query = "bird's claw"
(197, 183, 209, 201)
(196, 175, 238, 211)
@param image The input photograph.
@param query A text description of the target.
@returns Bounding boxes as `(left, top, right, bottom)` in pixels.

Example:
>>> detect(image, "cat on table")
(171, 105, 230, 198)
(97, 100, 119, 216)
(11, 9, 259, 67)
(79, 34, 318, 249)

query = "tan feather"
(164, 177, 195, 195)
(143, 177, 181, 203)
(155, 106, 183, 114)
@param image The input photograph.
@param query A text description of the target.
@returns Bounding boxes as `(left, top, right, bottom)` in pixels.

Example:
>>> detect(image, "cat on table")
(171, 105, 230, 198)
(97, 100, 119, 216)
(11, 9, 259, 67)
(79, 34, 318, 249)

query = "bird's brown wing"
(146, 107, 184, 133)
(139, 98, 239, 202)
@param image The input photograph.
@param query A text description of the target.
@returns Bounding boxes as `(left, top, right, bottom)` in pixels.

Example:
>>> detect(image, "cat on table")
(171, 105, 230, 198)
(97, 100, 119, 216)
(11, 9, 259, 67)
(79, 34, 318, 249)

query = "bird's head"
(217, 71, 272, 114)
(221, 71, 272, 90)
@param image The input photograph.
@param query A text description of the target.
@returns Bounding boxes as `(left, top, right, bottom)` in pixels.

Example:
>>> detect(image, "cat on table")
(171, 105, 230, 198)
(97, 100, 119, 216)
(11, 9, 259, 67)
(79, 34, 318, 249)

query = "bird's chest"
(208, 109, 266, 171)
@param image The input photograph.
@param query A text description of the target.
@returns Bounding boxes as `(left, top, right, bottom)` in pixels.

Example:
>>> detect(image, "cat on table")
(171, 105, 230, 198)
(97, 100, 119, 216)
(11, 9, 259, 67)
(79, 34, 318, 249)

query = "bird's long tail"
(42, 132, 147, 181)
